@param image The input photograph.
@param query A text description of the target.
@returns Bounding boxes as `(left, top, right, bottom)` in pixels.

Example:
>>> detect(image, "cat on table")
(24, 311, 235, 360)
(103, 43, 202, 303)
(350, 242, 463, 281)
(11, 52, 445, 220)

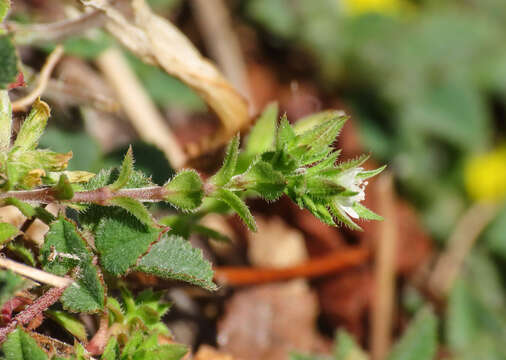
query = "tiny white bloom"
(334, 167, 368, 219)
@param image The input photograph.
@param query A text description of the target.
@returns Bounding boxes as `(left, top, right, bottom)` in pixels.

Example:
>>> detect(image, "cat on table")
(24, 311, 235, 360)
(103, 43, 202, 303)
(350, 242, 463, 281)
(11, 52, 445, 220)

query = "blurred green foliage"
(245, 0, 506, 357)
(244, 0, 506, 239)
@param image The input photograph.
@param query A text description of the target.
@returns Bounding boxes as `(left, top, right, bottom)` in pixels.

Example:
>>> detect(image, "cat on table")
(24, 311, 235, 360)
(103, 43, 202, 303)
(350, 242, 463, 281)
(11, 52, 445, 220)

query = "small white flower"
(334, 167, 368, 219)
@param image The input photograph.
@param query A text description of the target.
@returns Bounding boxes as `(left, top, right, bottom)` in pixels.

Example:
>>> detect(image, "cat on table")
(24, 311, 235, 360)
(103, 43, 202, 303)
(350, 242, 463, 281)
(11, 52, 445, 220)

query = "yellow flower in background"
(465, 146, 506, 202)
(341, 0, 404, 16)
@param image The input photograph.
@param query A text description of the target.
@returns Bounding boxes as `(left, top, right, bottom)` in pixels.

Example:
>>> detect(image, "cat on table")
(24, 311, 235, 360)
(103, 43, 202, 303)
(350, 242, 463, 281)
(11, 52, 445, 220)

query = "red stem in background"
(214, 247, 369, 286)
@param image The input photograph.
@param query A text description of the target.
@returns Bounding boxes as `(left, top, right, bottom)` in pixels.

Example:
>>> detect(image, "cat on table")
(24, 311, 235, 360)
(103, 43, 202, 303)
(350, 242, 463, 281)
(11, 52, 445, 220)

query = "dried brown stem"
(9, 10, 105, 45)
(371, 173, 398, 360)
(95, 48, 187, 168)
(0, 286, 67, 344)
(428, 201, 499, 298)
(0, 257, 72, 288)
(12, 46, 64, 112)
(191, 0, 252, 106)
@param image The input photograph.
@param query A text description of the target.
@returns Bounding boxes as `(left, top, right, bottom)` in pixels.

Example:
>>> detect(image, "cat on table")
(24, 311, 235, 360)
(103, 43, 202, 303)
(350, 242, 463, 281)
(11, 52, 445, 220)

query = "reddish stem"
(0, 286, 67, 344)
(86, 313, 110, 356)
(213, 247, 369, 285)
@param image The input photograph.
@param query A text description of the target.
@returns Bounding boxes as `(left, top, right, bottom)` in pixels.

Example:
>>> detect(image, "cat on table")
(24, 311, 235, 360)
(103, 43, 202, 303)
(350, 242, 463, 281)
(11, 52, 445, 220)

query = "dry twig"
(96, 47, 187, 168)
(371, 173, 398, 360)
(12, 46, 64, 112)
(9, 10, 105, 45)
(191, 0, 252, 105)
(428, 201, 499, 298)
(0, 257, 72, 288)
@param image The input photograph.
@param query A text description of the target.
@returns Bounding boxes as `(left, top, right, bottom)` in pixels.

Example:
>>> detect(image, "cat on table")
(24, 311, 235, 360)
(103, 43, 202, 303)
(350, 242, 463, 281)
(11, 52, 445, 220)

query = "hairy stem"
(0, 286, 67, 344)
(0, 186, 169, 204)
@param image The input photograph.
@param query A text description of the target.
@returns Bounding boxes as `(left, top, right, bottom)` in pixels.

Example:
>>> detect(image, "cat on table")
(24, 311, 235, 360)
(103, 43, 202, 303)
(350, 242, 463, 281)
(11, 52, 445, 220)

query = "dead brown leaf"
(217, 280, 329, 360)
(81, 0, 250, 157)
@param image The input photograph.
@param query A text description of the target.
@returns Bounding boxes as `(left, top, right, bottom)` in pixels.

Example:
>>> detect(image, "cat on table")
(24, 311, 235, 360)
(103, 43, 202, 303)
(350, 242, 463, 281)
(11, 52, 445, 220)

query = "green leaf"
(302, 196, 336, 226)
(164, 170, 204, 210)
(107, 197, 155, 227)
(0, 270, 26, 308)
(337, 154, 370, 171)
(0, 36, 18, 90)
(0, 222, 18, 246)
(53, 174, 74, 200)
(387, 307, 438, 360)
(1, 328, 48, 360)
(445, 279, 478, 351)
(329, 202, 363, 231)
(95, 214, 160, 275)
(41, 218, 91, 276)
(333, 330, 368, 360)
(304, 177, 345, 200)
(211, 135, 240, 186)
(0, 90, 12, 152)
(108, 146, 134, 191)
(245, 102, 278, 155)
(41, 218, 105, 312)
(46, 310, 87, 342)
(276, 115, 296, 151)
(101, 338, 120, 360)
(0, 0, 10, 22)
(60, 261, 105, 313)
(229, 160, 286, 200)
(357, 165, 387, 180)
(352, 203, 383, 220)
(136, 234, 217, 290)
(3, 198, 36, 218)
(212, 188, 256, 231)
(291, 114, 346, 165)
(193, 224, 231, 243)
(7, 242, 36, 266)
(13, 99, 50, 151)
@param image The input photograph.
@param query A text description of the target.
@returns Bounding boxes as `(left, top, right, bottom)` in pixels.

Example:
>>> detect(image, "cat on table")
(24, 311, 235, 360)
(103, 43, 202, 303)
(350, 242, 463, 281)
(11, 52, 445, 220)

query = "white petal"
(341, 205, 359, 219)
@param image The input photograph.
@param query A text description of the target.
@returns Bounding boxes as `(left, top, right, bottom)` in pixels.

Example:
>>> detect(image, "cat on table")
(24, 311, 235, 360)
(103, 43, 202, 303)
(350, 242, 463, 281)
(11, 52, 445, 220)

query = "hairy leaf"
(136, 234, 217, 290)
(108, 146, 134, 191)
(1, 328, 48, 360)
(164, 170, 204, 210)
(0, 270, 26, 308)
(212, 188, 256, 231)
(245, 102, 278, 155)
(107, 197, 155, 227)
(41, 218, 91, 275)
(60, 261, 105, 313)
(0, 222, 18, 246)
(53, 174, 74, 200)
(276, 115, 296, 151)
(13, 99, 50, 151)
(41, 218, 105, 312)
(232, 160, 286, 200)
(95, 214, 160, 275)
(212, 135, 240, 186)
(387, 307, 438, 360)
(358, 165, 387, 179)
(101, 337, 120, 360)
(0, 36, 18, 89)
(352, 203, 383, 221)
(333, 330, 368, 360)
(46, 310, 87, 342)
